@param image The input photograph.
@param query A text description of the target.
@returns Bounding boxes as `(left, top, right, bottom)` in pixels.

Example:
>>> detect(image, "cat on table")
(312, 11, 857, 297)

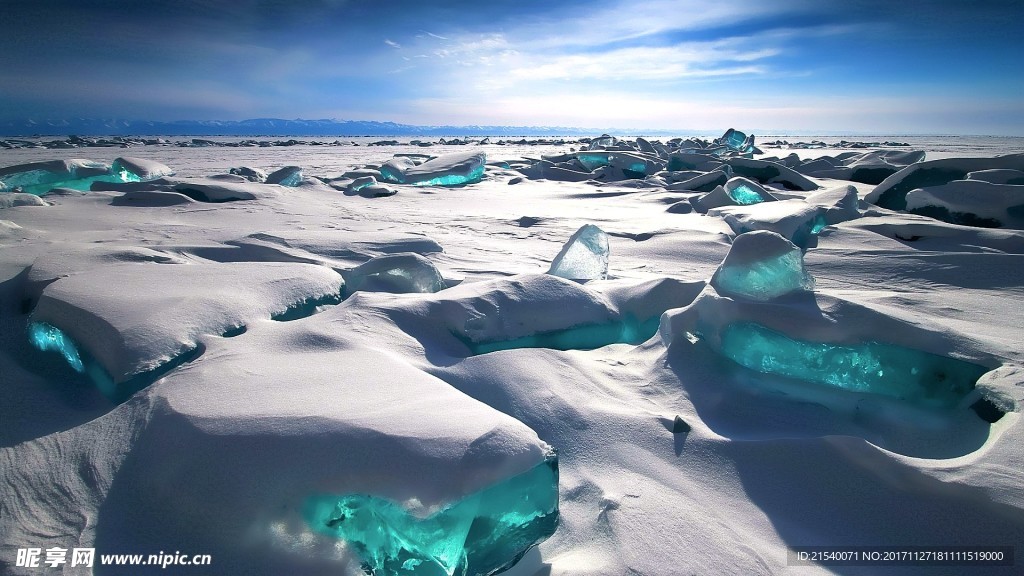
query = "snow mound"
(792, 149, 925, 184)
(30, 261, 344, 392)
(710, 199, 828, 247)
(0, 193, 48, 208)
(111, 157, 175, 181)
(906, 180, 1024, 229)
(867, 153, 1024, 211)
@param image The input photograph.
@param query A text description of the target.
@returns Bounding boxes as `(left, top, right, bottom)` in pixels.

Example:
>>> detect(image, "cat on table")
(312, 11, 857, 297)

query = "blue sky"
(2, 0, 1022, 134)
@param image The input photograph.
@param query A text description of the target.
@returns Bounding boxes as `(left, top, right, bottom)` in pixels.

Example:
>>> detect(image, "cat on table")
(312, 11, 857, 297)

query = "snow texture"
(2, 136, 1024, 576)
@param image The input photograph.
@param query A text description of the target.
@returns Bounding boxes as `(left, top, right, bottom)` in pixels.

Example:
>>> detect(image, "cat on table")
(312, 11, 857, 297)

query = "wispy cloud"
(384, 39, 401, 48)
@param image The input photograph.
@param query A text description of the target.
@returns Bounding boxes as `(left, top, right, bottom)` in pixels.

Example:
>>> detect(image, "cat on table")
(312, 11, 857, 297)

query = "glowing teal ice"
(576, 153, 612, 171)
(467, 316, 660, 355)
(719, 322, 986, 407)
(2, 161, 147, 196)
(28, 322, 84, 372)
(411, 165, 485, 187)
(714, 248, 811, 301)
(379, 164, 405, 184)
(728, 184, 765, 205)
(810, 215, 828, 234)
(306, 453, 558, 576)
(724, 130, 747, 150)
(721, 129, 754, 153)
(110, 159, 143, 183)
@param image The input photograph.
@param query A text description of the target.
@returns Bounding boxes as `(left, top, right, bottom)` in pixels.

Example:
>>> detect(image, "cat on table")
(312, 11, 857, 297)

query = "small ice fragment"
(672, 416, 691, 434)
(342, 253, 445, 296)
(548, 224, 610, 281)
(711, 231, 813, 301)
(266, 166, 304, 187)
(28, 321, 84, 372)
(229, 166, 268, 182)
(587, 134, 618, 150)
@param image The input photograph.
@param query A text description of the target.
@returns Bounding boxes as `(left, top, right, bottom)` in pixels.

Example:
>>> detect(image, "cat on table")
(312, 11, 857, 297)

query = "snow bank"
(30, 261, 344, 389)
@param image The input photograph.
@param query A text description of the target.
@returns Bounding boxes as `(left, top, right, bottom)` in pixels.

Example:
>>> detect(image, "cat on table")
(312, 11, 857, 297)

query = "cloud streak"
(0, 0, 1020, 134)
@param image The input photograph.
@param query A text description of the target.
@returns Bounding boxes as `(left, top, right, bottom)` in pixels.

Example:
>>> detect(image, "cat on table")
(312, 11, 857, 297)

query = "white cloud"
(384, 39, 401, 48)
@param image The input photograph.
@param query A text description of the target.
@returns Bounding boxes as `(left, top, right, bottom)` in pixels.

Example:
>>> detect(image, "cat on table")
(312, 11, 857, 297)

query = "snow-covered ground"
(1, 136, 1023, 575)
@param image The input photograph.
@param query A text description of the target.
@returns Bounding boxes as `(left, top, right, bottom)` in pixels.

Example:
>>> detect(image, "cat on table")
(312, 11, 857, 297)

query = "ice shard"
(306, 453, 558, 576)
(342, 253, 446, 297)
(719, 322, 986, 408)
(548, 224, 610, 281)
(711, 231, 813, 301)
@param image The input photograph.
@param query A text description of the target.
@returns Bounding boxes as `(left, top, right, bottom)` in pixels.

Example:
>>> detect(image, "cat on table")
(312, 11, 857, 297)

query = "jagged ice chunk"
(711, 231, 813, 301)
(548, 224, 609, 281)
(306, 453, 558, 576)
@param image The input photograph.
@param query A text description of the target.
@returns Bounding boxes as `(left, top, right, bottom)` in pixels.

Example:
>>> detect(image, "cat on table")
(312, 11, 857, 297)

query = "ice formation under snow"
(379, 151, 486, 186)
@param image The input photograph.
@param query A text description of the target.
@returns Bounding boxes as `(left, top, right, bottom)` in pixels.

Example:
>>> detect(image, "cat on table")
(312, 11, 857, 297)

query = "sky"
(1, 0, 1022, 134)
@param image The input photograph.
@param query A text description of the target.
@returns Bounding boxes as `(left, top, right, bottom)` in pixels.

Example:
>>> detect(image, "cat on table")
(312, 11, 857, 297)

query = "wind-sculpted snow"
(789, 149, 925, 184)
(906, 180, 1024, 229)
(111, 157, 174, 181)
(711, 200, 829, 248)
(0, 192, 48, 208)
(3, 140, 1024, 576)
(29, 260, 344, 394)
(867, 154, 1024, 211)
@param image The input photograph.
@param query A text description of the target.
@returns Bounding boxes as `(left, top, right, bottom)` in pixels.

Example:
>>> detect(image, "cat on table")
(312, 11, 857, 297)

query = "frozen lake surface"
(1, 134, 1023, 575)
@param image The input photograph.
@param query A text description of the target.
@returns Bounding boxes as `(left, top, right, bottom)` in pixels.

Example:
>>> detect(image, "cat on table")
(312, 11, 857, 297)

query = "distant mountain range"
(0, 118, 692, 137)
